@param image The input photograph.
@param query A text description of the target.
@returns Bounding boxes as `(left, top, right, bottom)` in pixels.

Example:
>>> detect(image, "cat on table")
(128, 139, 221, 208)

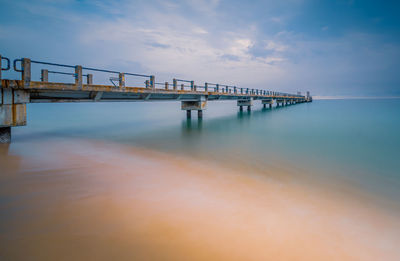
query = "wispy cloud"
(1, 0, 400, 96)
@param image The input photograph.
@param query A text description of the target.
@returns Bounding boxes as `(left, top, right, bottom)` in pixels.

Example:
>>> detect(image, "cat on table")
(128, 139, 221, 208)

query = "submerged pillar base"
(198, 110, 203, 118)
(186, 110, 191, 118)
(0, 127, 11, 144)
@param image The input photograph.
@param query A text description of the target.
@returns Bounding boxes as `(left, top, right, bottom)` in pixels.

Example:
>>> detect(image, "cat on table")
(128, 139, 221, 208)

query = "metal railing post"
(150, 75, 155, 89)
(181, 84, 184, 90)
(216, 84, 219, 92)
(165, 82, 169, 90)
(22, 58, 31, 87)
(205, 82, 208, 92)
(173, 78, 177, 90)
(87, 74, 93, 85)
(119, 73, 125, 88)
(75, 65, 82, 89)
(41, 69, 48, 82)
(190, 81, 194, 91)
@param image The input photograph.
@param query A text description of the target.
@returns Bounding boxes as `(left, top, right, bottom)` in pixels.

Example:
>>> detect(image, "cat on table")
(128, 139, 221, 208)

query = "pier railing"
(3, 56, 305, 99)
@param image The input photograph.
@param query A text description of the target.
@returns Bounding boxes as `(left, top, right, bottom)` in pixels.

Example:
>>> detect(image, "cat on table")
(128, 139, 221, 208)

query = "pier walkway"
(0, 55, 312, 143)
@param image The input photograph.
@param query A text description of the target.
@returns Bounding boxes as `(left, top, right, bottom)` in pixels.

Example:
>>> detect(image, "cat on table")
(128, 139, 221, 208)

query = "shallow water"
(1, 99, 400, 260)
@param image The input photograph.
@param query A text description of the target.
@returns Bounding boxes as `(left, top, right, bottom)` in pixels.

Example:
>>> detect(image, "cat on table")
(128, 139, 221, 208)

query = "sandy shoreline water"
(1, 138, 400, 260)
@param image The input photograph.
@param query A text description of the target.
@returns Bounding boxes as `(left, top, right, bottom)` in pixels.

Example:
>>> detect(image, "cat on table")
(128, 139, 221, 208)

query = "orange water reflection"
(0, 140, 399, 260)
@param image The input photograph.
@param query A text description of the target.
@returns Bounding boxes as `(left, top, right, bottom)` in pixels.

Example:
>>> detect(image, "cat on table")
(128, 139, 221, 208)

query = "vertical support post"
(234, 86, 237, 94)
(41, 69, 48, 82)
(239, 106, 243, 111)
(269, 103, 272, 109)
(247, 105, 251, 111)
(0, 127, 11, 144)
(75, 65, 82, 89)
(198, 110, 203, 118)
(173, 78, 177, 90)
(226, 86, 229, 93)
(241, 88, 243, 94)
(145, 80, 150, 88)
(181, 84, 184, 90)
(216, 84, 219, 92)
(165, 82, 169, 90)
(150, 75, 155, 89)
(186, 110, 191, 118)
(22, 58, 31, 88)
(205, 82, 208, 92)
(263, 104, 266, 109)
(190, 81, 194, 91)
(194, 85, 197, 91)
(0, 55, 2, 81)
(119, 73, 125, 88)
(87, 74, 93, 85)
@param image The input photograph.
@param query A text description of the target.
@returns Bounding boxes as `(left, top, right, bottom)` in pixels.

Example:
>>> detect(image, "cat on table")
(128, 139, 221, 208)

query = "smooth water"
(2, 99, 400, 260)
(13, 99, 400, 203)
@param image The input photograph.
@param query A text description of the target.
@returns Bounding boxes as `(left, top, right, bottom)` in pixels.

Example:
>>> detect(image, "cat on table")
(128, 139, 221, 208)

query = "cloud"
(1, 0, 400, 96)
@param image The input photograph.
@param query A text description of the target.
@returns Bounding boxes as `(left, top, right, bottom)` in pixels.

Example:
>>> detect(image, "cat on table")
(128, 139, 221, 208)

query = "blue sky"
(1, 0, 399, 96)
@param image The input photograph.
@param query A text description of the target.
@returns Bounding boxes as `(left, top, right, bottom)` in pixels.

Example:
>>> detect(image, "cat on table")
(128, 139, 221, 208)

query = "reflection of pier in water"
(0, 55, 312, 143)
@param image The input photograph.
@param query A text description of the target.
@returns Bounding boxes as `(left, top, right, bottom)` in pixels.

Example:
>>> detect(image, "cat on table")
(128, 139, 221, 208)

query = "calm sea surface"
(1, 98, 400, 260)
(11, 98, 400, 203)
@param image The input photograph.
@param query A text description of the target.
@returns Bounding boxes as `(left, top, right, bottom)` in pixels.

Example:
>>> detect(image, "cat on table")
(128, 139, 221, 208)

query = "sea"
(1, 98, 400, 260)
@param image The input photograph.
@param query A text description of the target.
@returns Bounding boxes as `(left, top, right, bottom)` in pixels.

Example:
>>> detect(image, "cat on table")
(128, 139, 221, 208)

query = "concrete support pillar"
(87, 74, 93, 85)
(239, 106, 243, 111)
(263, 104, 266, 108)
(186, 110, 191, 118)
(269, 104, 272, 109)
(0, 88, 29, 143)
(0, 127, 11, 144)
(237, 99, 252, 110)
(75, 65, 82, 89)
(181, 99, 207, 117)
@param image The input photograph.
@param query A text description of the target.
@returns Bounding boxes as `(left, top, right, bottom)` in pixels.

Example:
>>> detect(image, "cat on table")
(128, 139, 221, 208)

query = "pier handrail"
(1, 56, 10, 71)
(4, 55, 306, 99)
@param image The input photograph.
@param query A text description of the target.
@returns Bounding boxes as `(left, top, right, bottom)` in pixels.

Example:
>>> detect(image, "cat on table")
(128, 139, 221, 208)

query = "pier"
(0, 55, 312, 143)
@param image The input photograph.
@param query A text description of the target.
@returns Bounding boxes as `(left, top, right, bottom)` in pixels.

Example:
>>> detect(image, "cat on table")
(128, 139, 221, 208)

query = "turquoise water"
(11, 98, 400, 205)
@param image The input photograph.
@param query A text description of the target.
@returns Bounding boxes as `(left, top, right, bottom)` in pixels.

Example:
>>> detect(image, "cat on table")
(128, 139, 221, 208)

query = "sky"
(0, 0, 399, 96)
